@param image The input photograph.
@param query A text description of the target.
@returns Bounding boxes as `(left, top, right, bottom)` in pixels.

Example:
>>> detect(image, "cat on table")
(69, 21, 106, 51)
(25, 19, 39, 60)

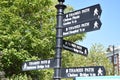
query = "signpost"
(63, 19, 102, 36)
(61, 66, 106, 78)
(63, 4, 102, 27)
(22, 59, 55, 71)
(22, 0, 104, 80)
(54, 1, 66, 80)
(63, 40, 88, 56)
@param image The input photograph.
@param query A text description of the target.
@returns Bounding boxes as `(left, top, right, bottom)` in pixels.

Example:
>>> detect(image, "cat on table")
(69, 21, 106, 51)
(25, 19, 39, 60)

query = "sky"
(64, 0, 120, 49)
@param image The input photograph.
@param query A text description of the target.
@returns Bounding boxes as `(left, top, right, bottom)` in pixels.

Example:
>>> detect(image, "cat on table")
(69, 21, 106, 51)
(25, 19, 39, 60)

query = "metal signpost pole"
(54, 0, 66, 80)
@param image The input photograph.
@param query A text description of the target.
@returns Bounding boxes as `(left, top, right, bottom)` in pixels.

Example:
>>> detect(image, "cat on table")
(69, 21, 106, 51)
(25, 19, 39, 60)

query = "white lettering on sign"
(29, 61, 40, 66)
(81, 22, 90, 27)
(80, 28, 85, 32)
(90, 73, 96, 76)
(68, 68, 83, 73)
(63, 15, 80, 26)
(28, 60, 51, 66)
(80, 73, 89, 77)
(63, 21, 71, 26)
(71, 43, 76, 48)
(68, 11, 81, 17)
(82, 8, 90, 14)
(65, 28, 68, 31)
(68, 24, 81, 31)
(67, 73, 78, 77)
(23, 64, 36, 70)
(74, 48, 83, 54)
(79, 73, 96, 77)
(70, 30, 79, 34)
(63, 32, 69, 36)
(84, 68, 94, 72)
(26, 66, 36, 70)
(72, 20, 77, 24)
(37, 65, 44, 69)
(37, 64, 50, 69)
(72, 15, 80, 20)
(45, 65, 50, 68)
(76, 45, 82, 50)
(64, 22, 89, 33)
(63, 16, 80, 27)
(63, 28, 86, 36)
(41, 60, 50, 64)
(63, 18, 72, 22)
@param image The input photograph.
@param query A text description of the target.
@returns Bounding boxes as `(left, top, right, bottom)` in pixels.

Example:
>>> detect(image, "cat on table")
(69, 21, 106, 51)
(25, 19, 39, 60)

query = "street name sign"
(75, 76, 120, 80)
(63, 19, 102, 36)
(22, 59, 55, 71)
(63, 4, 102, 27)
(61, 66, 106, 78)
(63, 40, 88, 56)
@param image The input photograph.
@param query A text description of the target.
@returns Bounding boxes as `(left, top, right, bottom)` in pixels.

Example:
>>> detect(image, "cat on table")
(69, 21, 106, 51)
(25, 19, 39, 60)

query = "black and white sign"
(61, 66, 106, 78)
(63, 19, 101, 36)
(63, 4, 102, 27)
(22, 59, 55, 71)
(63, 40, 88, 56)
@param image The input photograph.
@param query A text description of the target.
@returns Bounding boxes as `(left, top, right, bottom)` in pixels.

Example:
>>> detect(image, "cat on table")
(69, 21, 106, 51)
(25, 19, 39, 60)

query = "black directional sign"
(63, 4, 102, 27)
(63, 40, 88, 56)
(63, 19, 102, 37)
(61, 66, 106, 78)
(22, 59, 55, 71)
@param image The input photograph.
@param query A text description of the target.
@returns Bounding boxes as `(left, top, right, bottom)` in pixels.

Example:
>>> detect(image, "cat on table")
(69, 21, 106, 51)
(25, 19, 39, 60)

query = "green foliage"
(0, 0, 57, 79)
(8, 74, 32, 80)
(88, 44, 113, 75)
(0, 0, 85, 79)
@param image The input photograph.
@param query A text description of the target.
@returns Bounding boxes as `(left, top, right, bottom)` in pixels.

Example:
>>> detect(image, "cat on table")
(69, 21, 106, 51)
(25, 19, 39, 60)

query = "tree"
(0, 0, 85, 79)
(62, 43, 113, 79)
(88, 43, 113, 75)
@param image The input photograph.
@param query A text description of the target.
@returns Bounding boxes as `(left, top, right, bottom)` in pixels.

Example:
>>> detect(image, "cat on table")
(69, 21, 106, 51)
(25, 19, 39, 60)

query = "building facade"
(106, 46, 120, 75)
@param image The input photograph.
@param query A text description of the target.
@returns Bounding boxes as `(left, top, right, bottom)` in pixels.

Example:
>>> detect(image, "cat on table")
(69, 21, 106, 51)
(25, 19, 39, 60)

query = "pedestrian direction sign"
(22, 59, 55, 71)
(61, 66, 106, 78)
(63, 4, 102, 27)
(63, 40, 88, 56)
(63, 19, 102, 36)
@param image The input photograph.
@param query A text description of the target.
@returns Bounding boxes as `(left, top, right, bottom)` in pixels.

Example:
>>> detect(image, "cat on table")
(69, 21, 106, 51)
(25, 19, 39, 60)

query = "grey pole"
(54, 0, 66, 80)
(113, 45, 115, 75)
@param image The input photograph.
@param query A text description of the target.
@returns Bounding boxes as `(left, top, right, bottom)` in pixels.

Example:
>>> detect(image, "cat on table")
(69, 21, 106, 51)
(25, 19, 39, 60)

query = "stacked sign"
(63, 4, 102, 36)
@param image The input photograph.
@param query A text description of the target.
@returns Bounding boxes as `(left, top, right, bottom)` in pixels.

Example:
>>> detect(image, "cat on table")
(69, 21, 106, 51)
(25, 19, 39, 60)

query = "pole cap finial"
(58, 0, 65, 2)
